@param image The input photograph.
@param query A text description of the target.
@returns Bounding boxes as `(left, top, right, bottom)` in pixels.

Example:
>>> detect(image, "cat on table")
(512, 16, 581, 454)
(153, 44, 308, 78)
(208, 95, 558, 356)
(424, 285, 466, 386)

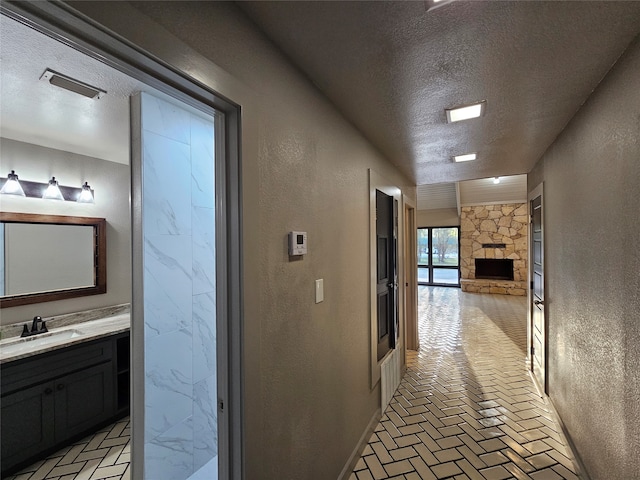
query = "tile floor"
(350, 286, 581, 480)
(5, 418, 130, 480)
(8, 287, 581, 480)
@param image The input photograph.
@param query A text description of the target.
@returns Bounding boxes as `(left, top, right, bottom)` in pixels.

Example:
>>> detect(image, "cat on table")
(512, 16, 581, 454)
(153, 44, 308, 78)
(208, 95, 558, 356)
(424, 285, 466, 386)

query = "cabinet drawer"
(1, 337, 113, 395)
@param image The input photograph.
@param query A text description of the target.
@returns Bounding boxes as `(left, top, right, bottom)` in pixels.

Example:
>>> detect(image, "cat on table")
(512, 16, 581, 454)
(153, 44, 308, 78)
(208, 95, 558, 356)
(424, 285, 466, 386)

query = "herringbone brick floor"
(5, 417, 130, 480)
(350, 286, 581, 480)
(8, 287, 581, 480)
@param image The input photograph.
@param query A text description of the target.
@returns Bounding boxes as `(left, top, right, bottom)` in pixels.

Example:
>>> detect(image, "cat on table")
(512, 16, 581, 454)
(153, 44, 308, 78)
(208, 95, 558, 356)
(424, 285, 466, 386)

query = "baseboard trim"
(527, 370, 591, 480)
(337, 408, 381, 480)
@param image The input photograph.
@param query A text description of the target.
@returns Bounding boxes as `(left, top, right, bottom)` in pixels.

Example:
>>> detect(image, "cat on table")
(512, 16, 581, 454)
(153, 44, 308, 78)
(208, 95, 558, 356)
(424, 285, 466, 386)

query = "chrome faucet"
(20, 316, 48, 337)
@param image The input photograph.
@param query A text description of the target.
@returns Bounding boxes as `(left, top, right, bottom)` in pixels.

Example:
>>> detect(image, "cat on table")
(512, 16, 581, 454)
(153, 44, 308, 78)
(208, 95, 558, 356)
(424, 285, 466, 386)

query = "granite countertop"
(0, 312, 130, 364)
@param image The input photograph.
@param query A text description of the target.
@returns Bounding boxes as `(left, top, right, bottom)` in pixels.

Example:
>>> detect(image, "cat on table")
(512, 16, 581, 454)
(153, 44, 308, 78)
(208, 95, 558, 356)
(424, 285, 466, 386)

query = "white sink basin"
(0, 329, 84, 355)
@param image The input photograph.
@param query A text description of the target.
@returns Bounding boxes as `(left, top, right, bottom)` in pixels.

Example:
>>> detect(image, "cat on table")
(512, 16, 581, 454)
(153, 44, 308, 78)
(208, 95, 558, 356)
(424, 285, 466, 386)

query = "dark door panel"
(530, 193, 546, 392)
(376, 190, 395, 361)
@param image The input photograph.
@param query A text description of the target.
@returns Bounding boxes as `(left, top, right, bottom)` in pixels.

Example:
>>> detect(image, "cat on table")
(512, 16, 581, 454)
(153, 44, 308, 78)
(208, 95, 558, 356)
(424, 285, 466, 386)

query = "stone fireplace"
(460, 203, 528, 296)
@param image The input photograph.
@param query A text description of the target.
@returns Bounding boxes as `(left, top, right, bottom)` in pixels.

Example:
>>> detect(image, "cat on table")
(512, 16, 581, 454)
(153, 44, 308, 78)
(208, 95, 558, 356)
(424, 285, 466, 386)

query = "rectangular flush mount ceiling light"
(445, 100, 486, 123)
(40, 69, 106, 99)
(425, 0, 455, 12)
(453, 152, 477, 162)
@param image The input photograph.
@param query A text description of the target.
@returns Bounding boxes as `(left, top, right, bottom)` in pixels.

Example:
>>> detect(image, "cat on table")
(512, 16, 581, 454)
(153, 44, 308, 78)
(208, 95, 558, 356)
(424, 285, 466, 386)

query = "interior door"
(530, 191, 546, 391)
(376, 190, 396, 361)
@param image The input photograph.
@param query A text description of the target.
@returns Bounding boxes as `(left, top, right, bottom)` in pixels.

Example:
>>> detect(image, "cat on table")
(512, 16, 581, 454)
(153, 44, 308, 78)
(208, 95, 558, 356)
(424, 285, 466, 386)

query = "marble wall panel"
(193, 291, 216, 383)
(191, 115, 215, 209)
(146, 417, 194, 480)
(141, 92, 217, 480)
(192, 207, 216, 295)
(141, 91, 191, 145)
(143, 132, 192, 236)
(143, 235, 192, 339)
(145, 328, 193, 439)
(193, 375, 217, 472)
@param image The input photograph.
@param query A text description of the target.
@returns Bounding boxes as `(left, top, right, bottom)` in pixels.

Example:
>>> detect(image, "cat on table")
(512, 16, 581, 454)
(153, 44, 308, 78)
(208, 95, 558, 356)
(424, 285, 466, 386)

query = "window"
(417, 226, 460, 286)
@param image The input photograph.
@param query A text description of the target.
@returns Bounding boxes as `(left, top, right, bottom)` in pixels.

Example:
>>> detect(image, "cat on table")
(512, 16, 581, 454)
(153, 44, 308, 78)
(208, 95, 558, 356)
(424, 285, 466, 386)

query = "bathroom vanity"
(0, 315, 130, 476)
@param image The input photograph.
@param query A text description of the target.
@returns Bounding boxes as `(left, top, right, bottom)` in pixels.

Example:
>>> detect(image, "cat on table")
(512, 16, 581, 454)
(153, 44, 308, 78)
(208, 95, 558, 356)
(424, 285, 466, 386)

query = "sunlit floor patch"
(351, 286, 580, 480)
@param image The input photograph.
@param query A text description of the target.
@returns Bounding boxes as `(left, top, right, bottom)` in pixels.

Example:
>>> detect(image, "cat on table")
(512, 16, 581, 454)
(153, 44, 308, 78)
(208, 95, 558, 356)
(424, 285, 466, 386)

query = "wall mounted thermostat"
(288, 231, 307, 256)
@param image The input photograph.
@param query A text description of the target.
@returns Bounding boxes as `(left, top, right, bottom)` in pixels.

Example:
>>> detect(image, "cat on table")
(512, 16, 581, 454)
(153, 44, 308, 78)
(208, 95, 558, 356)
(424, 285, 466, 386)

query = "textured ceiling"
(239, 1, 640, 185)
(0, 15, 147, 165)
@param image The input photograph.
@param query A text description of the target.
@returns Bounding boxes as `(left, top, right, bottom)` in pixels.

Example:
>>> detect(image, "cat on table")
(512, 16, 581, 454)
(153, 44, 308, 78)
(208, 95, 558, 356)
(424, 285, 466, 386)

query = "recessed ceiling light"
(453, 152, 477, 162)
(493, 177, 501, 184)
(445, 101, 486, 123)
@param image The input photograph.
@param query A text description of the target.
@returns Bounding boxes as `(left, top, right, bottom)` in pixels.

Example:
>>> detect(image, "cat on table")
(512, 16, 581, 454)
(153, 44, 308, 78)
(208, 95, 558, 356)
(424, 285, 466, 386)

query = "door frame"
(403, 195, 418, 351)
(0, 3, 243, 478)
(368, 169, 404, 389)
(528, 182, 547, 393)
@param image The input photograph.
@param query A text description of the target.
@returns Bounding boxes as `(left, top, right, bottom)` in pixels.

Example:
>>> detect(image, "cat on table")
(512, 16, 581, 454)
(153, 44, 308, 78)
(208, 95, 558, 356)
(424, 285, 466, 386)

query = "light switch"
(315, 279, 324, 304)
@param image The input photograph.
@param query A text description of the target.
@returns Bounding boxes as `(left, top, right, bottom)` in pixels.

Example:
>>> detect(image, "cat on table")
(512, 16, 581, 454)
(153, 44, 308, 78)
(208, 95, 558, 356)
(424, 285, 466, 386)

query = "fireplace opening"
(475, 258, 514, 281)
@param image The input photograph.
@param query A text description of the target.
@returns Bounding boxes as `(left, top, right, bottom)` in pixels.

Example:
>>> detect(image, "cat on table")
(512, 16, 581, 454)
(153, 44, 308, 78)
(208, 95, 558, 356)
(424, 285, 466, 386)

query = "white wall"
(417, 207, 459, 227)
(0, 138, 131, 324)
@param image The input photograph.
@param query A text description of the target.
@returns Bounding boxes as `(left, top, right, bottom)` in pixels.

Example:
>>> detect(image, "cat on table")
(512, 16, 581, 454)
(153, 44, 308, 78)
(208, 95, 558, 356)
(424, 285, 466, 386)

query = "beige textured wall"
(0, 138, 131, 325)
(416, 208, 459, 227)
(69, 2, 415, 479)
(528, 35, 640, 479)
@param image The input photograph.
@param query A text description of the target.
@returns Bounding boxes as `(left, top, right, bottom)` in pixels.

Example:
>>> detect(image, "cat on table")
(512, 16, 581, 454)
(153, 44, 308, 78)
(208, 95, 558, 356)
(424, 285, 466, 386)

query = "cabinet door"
(53, 362, 114, 442)
(1, 381, 55, 471)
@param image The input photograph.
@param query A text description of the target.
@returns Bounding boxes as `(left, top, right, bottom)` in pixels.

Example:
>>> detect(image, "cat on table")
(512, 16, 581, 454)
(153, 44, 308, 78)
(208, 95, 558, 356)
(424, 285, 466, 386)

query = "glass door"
(417, 227, 460, 286)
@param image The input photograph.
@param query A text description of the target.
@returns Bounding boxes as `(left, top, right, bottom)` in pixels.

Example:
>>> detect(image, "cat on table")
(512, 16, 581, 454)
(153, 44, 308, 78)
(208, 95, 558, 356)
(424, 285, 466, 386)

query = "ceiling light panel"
(40, 69, 106, 99)
(453, 152, 477, 162)
(425, 0, 455, 11)
(445, 101, 486, 123)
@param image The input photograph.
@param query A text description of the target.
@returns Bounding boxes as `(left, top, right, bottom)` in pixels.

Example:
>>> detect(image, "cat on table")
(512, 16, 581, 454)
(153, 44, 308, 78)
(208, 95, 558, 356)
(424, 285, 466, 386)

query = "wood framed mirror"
(0, 212, 106, 308)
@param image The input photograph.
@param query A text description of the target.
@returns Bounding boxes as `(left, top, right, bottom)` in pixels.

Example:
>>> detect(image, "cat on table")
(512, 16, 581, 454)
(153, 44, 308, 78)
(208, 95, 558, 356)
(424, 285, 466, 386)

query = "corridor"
(351, 287, 580, 480)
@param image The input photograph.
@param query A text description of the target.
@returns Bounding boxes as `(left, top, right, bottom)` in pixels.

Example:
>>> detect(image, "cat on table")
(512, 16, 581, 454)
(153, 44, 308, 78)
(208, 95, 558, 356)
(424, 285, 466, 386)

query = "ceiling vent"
(40, 69, 106, 99)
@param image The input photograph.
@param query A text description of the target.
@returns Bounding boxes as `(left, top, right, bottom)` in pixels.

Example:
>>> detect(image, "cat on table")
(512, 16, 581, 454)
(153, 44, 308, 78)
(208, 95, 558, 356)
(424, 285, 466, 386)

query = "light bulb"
(0, 170, 26, 196)
(43, 177, 64, 200)
(493, 177, 501, 184)
(77, 182, 95, 204)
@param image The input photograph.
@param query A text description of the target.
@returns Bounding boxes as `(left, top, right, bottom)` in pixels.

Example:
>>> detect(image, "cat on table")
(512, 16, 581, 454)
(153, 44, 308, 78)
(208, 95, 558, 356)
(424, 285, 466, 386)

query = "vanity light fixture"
(0, 171, 95, 203)
(77, 182, 95, 204)
(0, 170, 26, 196)
(445, 100, 486, 123)
(493, 177, 501, 185)
(453, 152, 477, 163)
(42, 177, 64, 200)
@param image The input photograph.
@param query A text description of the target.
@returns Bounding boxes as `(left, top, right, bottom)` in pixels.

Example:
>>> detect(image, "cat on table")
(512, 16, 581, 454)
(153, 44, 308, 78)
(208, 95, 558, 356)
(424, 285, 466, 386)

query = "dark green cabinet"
(1, 332, 129, 477)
